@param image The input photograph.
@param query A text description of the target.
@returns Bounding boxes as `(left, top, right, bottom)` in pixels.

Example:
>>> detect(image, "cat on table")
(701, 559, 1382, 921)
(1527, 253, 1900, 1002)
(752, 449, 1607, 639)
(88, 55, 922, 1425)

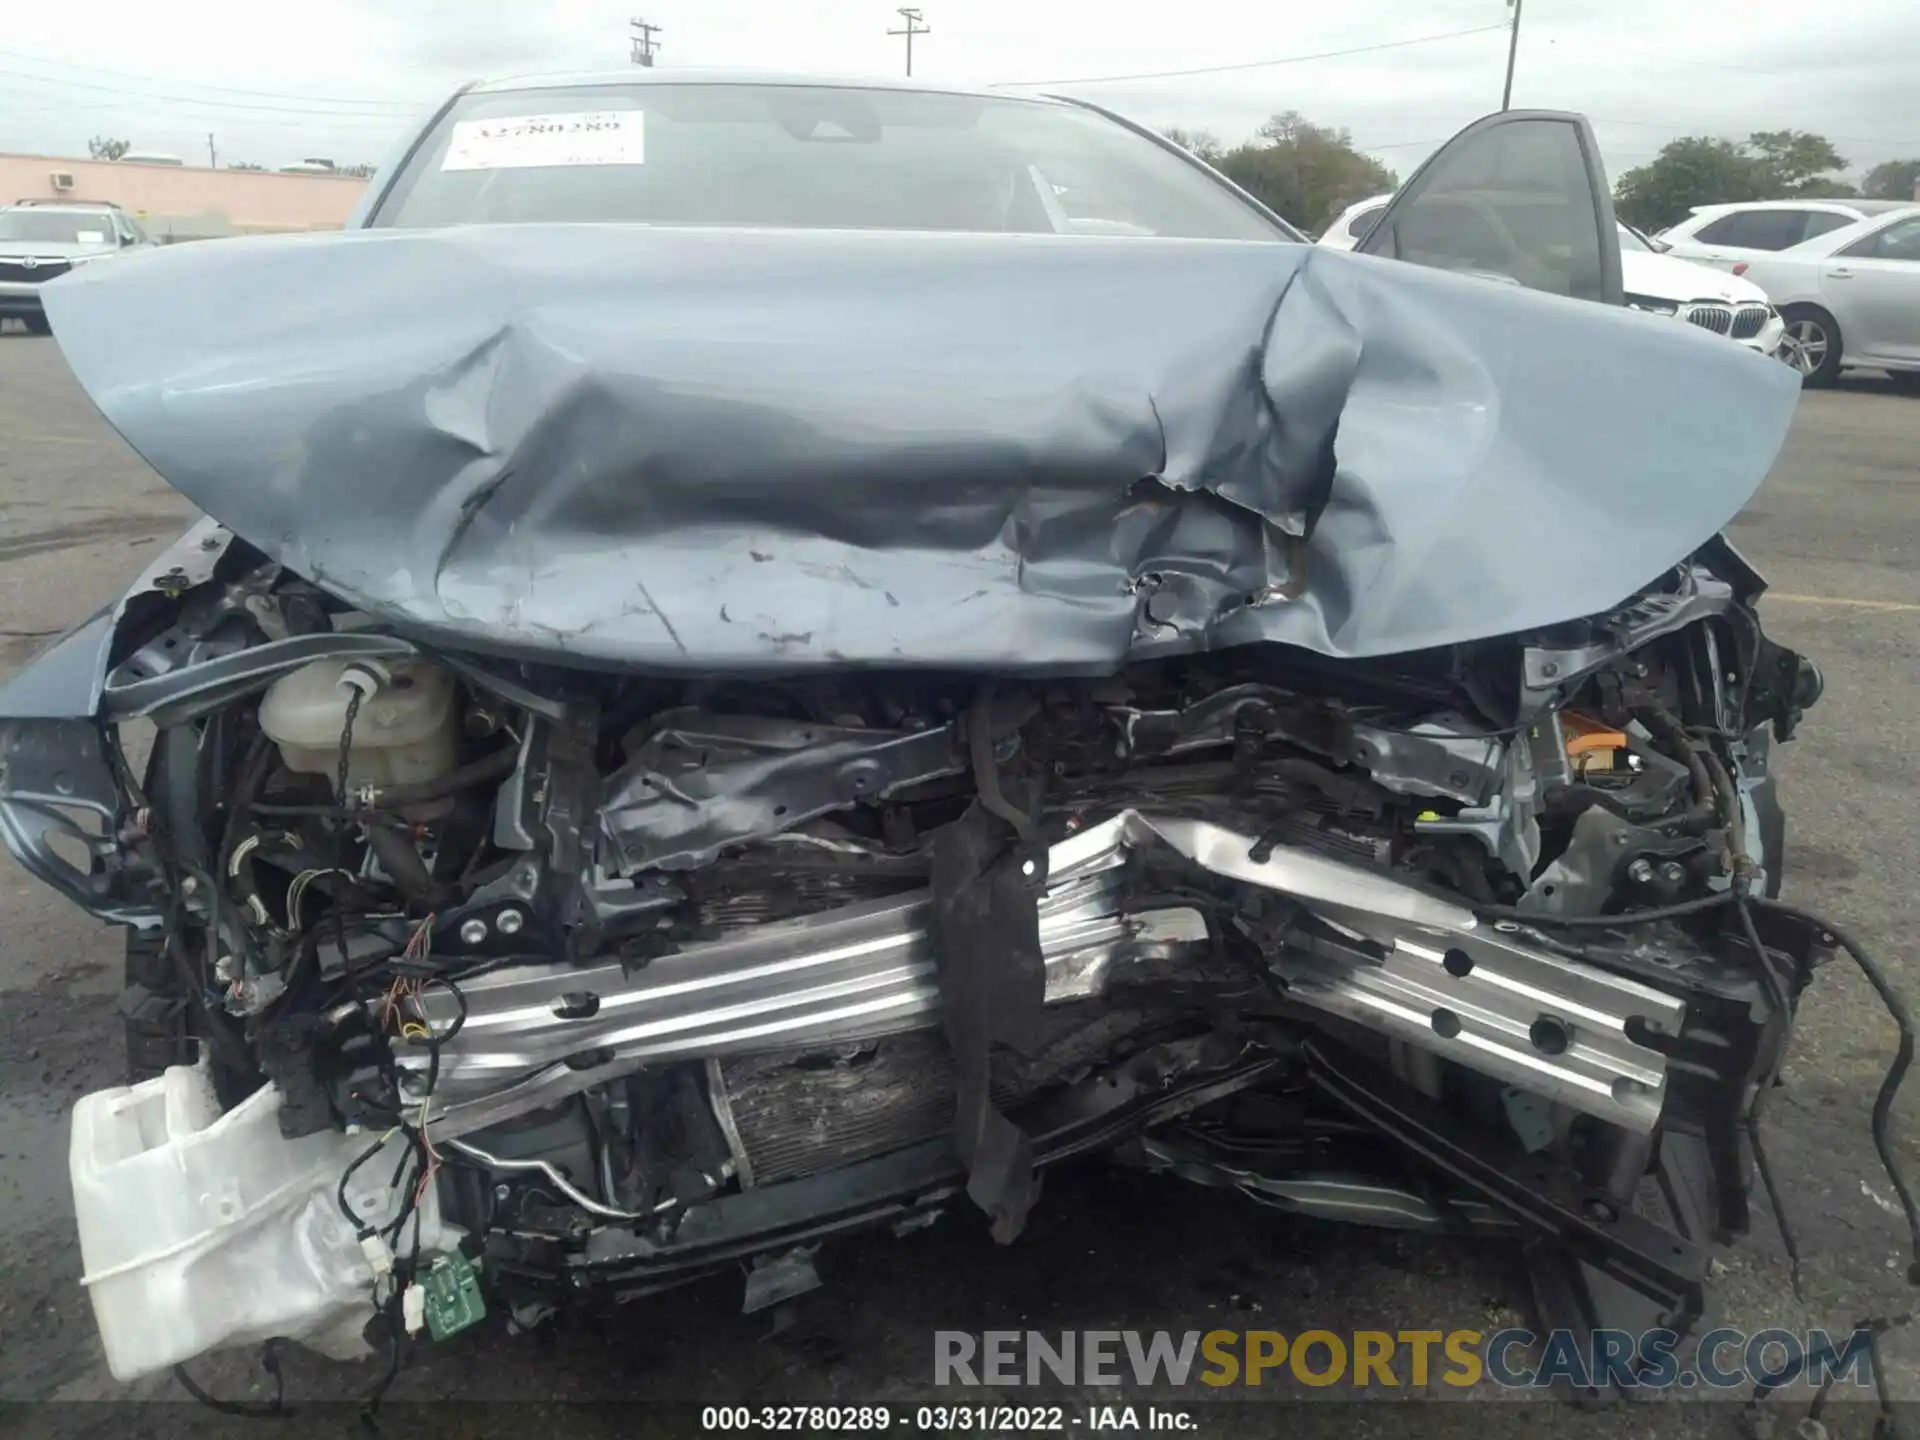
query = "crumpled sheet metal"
(44, 224, 1798, 672)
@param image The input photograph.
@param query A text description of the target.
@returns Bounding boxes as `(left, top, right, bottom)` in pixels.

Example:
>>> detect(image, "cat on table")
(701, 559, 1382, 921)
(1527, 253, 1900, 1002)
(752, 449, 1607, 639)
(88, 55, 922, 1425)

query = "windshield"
(1616, 223, 1652, 253)
(0, 211, 115, 244)
(371, 83, 1292, 241)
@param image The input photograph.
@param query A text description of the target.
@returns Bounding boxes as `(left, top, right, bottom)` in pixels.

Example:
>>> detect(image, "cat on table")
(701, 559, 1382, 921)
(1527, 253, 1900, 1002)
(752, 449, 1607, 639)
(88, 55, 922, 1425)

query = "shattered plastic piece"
(741, 1247, 823, 1315)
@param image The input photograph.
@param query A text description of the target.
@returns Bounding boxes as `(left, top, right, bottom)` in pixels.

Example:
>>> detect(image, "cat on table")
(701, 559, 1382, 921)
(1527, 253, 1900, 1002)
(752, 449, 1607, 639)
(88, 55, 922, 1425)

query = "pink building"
(0, 152, 370, 241)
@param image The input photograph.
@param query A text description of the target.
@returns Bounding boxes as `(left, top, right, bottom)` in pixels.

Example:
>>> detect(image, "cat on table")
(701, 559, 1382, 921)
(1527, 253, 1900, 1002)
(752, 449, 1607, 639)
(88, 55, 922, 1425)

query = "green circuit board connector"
(423, 1253, 486, 1341)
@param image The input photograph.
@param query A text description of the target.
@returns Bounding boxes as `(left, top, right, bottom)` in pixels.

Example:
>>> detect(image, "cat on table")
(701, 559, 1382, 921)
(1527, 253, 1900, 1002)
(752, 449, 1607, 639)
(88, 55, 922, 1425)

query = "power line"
(888, 8, 930, 79)
(0, 48, 418, 110)
(998, 24, 1509, 87)
(0, 66, 424, 118)
(1527, 43, 1897, 80)
(0, 92, 406, 130)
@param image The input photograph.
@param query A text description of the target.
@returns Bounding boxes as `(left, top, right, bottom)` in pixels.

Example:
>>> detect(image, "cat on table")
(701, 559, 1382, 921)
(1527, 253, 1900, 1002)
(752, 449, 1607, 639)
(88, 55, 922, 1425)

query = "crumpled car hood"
(43, 224, 1798, 673)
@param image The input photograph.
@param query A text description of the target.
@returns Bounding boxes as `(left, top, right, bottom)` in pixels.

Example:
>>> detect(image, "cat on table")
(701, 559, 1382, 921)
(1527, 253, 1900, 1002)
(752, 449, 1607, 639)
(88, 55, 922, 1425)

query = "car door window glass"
(1362, 117, 1607, 300)
(1801, 211, 1856, 242)
(1693, 210, 1811, 250)
(1841, 217, 1920, 262)
(1345, 206, 1383, 239)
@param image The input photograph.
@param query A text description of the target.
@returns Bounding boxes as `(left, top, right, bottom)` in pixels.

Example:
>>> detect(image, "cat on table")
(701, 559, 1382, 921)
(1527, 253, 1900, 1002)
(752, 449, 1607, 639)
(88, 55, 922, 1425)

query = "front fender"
(0, 518, 229, 925)
(0, 516, 231, 722)
(0, 717, 159, 926)
(0, 610, 117, 720)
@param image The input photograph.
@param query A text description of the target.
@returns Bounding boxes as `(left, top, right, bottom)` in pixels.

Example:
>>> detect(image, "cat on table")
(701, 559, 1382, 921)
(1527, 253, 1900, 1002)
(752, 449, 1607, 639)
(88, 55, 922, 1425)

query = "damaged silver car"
(5, 74, 1912, 1409)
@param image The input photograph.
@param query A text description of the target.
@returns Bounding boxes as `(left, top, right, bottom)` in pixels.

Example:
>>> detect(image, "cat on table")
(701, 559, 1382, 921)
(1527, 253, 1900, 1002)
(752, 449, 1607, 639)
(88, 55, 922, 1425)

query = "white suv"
(1659, 200, 1912, 268)
(0, 201, 156, 335)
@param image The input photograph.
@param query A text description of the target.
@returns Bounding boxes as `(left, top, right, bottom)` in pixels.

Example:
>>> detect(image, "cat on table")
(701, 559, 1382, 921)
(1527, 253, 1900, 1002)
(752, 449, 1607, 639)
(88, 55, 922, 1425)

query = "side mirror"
(1355, 110, 1624, 307)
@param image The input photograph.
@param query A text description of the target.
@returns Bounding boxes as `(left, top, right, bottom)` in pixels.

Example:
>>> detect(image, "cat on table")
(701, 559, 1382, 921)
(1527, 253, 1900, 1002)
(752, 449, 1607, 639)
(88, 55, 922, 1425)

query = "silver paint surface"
(40, 224, 1797, 674)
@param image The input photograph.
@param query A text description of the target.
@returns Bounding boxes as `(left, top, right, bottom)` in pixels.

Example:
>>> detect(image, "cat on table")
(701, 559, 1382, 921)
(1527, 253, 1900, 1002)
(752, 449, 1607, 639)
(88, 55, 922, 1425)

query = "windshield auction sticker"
(441, 111, 645, 170)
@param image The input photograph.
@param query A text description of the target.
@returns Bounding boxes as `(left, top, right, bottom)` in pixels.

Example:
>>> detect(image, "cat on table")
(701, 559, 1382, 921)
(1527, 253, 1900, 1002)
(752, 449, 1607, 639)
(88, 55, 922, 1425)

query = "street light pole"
(1502, 0, 1524, 110)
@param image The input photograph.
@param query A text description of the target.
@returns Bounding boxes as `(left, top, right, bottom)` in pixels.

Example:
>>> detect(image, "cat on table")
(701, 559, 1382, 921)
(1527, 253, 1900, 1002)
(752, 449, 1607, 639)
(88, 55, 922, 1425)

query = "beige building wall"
(0, 154, 371, 240)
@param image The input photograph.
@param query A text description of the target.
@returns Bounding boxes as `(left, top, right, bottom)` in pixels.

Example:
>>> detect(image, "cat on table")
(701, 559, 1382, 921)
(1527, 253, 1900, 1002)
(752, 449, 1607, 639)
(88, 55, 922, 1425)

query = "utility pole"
(887, 7, 929, 77)
(207, 133, 217, 167)
(1501, 0, 1524, 111)
(630, 17, 662, 67)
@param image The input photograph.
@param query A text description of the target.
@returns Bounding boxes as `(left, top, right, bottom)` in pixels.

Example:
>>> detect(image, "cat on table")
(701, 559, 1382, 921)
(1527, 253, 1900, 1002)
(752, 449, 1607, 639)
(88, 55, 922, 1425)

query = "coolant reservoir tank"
(258, 657, 458, 795)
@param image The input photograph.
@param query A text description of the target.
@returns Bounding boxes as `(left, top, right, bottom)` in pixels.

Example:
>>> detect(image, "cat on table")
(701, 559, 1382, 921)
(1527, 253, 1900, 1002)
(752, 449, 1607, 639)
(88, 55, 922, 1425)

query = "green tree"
(87, 136, 130, 161)
(1614, 130, 1851, 232)
(1615, 138, 1759, 231)
(1212, 111, 1396, 231)
(1861, 158, 1920, 201)
(1747, 129, 1849, 194)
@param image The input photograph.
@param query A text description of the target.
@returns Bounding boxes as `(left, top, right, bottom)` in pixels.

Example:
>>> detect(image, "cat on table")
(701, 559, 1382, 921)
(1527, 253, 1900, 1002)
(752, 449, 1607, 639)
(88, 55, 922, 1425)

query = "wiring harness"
(1482, 885, 1919, 1430)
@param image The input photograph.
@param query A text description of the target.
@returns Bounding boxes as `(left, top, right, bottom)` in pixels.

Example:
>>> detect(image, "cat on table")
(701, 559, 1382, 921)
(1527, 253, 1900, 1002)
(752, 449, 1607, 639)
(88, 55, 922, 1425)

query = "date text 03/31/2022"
(700, 1406, 1196, 1431)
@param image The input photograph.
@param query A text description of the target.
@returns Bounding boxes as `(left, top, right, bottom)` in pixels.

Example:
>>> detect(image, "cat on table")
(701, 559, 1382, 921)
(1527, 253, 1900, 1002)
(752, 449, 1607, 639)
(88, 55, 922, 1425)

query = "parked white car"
(1657, 199, 1912, 268)
(1700, 207, 1920, 389)
(1320, 195, 1784, 357)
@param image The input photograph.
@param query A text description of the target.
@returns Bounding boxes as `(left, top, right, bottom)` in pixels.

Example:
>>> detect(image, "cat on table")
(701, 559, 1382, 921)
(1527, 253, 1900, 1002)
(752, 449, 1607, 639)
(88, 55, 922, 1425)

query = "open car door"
(1355, 110, 1624, 307)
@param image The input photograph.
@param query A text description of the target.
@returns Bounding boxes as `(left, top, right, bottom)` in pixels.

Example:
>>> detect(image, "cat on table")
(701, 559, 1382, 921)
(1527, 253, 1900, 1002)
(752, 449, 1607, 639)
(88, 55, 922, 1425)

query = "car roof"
(1686, 198, 1902, 217)
(4, 199, 124, 212)
(469, 68, 1070, 106)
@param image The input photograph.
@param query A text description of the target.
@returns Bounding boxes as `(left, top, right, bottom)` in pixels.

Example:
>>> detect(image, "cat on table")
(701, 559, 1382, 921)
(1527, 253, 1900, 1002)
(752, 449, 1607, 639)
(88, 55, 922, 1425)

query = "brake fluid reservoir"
(258, 657, 458, 795)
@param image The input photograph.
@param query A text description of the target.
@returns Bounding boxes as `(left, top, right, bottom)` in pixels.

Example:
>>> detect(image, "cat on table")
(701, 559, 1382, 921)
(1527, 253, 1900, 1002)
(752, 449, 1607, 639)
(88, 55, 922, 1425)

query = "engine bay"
(9, 528, 1907, 1405)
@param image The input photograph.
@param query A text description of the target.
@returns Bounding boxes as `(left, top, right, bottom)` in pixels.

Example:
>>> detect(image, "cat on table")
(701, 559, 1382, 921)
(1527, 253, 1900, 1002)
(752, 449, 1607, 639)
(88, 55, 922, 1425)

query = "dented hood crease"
(43, 224, 1798, 673)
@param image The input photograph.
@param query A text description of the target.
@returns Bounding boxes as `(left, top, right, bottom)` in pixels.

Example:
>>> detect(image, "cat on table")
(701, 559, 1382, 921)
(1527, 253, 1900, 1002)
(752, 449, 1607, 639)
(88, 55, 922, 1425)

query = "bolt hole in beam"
(1431, 1007, 1463, 1039)
(1611, 1075, 1651, 1104)
(1530, 1014, 1573, 1055)
(1443, 947, 1475, 978)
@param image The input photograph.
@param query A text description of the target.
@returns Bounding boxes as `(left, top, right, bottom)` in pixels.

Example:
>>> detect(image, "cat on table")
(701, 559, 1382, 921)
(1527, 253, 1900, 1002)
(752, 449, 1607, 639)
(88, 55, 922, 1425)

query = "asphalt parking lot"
(0, 328, 1915, 1437)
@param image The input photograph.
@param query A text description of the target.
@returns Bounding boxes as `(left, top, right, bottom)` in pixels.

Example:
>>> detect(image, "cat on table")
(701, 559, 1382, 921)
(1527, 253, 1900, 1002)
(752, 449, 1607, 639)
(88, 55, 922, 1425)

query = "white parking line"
(1767, 592, 1920, 613)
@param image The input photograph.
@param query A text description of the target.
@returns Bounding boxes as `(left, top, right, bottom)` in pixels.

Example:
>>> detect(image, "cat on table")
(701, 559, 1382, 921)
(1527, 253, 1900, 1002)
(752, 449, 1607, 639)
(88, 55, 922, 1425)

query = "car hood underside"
(45, 224, 1798, 672)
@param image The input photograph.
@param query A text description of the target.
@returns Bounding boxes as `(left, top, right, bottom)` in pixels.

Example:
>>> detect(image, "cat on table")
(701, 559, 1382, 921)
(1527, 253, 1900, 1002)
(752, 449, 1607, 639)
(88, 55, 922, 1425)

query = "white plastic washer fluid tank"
(257, 656, 460, 796)
(68, 1059, 459, 1380)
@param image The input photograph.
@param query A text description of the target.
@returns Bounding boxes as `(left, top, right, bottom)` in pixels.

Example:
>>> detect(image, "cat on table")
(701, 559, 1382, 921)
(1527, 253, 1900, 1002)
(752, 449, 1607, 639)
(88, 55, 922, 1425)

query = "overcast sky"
(2, 0, 1916, 180)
